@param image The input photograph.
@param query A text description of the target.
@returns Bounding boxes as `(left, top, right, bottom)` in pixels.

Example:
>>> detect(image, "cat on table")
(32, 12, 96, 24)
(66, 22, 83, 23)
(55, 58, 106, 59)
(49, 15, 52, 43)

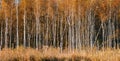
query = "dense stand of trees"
(0, 0, 120, 51)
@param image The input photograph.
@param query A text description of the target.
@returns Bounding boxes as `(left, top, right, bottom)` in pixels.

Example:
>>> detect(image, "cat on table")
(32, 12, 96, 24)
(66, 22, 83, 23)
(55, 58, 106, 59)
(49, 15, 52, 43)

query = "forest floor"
(0, 46, 120, 61)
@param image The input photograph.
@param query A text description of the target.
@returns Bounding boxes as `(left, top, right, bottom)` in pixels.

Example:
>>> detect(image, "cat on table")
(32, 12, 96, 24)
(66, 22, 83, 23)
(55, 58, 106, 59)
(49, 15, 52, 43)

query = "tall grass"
(0, 47, 120, 61)
(0, 0, 120, 49)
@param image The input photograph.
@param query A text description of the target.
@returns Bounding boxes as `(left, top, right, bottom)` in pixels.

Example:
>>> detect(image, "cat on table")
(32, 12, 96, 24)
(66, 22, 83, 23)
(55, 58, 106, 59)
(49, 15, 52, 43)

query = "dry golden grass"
(0, 47, 120, 61)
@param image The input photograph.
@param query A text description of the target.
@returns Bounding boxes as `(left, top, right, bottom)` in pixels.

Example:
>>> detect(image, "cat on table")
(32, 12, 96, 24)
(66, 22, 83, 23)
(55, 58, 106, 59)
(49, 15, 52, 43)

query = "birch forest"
(0, 0, 120, 61)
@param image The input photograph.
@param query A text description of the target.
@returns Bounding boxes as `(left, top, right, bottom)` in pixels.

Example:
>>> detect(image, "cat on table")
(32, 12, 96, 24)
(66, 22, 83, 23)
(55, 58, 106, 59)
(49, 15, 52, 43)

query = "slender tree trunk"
(23, 6, 26, 47)
(16, 0, 19, 47)
(9, 10, 12, 48)
(35, 0, 39, 50)
(36, 16, 39, 50)
(60, 16, 63, 52)
(0, 26, 2, 50)
(5, 16, 8, 48)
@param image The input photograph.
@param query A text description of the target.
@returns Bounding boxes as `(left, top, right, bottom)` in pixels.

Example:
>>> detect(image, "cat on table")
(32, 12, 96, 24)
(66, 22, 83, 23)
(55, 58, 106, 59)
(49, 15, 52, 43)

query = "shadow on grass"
(41, 56, 91, 61)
